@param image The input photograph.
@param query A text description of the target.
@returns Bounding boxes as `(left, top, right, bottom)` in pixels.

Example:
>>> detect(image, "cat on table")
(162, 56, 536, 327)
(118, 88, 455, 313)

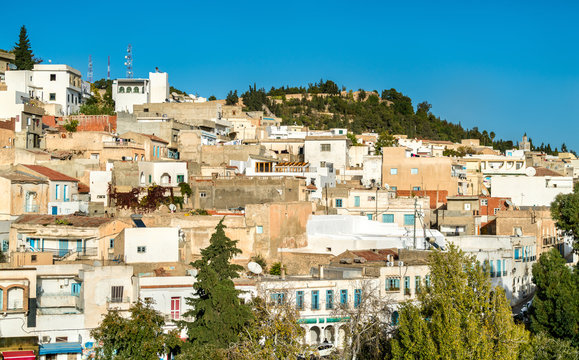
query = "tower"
(87, 55, 93, 83)
(107, 56, 110, 80)
(124, 44, 133, 79)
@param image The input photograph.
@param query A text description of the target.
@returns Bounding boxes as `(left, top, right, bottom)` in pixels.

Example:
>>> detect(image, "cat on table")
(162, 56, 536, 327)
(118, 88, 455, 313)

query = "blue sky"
(2, 0, 578, 150)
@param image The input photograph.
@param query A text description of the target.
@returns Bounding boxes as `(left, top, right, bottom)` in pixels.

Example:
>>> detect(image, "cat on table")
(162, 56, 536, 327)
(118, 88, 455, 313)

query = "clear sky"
(2, 0, 578, 150)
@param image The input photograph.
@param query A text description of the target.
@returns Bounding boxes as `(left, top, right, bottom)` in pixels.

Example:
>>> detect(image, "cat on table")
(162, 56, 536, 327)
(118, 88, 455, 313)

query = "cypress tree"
(13, 25, 37, 70)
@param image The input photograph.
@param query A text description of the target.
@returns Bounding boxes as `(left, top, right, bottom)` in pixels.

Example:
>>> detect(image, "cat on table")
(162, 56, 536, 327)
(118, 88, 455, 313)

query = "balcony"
(107, 296, 131, 310)
(103, 141, 144, 149)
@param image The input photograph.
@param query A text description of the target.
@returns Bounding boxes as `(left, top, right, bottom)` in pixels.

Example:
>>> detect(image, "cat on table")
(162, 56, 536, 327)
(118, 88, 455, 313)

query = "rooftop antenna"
(124, 44, 133, 79)
(107, 55, 110, 80)
(87, 55, 93, 83)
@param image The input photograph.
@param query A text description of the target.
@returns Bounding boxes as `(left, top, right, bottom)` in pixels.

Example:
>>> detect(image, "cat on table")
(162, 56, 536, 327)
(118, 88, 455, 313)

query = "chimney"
(318, 265, 324, 279)
(281, 266, 286, 280)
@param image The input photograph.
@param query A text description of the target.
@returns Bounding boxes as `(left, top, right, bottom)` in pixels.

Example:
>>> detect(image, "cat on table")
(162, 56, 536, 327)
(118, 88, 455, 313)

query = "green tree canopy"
(390, 246, 529, 360)
(551, 183, 579, 252)
(529, 249, 579, 344)
(13, 25, 40, 70)
(90, 299, 180, 360)
(374, 131, 395, 155)
(180, 219, 253, 348)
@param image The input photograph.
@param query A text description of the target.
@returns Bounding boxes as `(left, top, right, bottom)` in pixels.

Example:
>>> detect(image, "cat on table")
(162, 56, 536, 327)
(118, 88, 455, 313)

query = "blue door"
(51, 206, 58, 215)
(59, 240, 68, 257)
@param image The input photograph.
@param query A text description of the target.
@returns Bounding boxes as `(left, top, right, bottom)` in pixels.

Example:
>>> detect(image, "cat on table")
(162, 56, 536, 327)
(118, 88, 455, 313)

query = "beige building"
(0, 170, 50, 219)
(381, 147, 462, 195)
(120, 131, 169, 161)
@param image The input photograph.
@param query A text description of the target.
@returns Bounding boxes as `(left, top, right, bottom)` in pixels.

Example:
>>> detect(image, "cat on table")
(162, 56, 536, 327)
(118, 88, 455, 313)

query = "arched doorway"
(324, 325, 335, 343)
(309, 326, 321, 344)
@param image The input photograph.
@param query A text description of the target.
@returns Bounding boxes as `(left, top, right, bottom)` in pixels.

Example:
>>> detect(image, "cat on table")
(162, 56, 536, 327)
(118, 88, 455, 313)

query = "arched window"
(126, 87, 132, 93)
(7, 287, 24, 310)
(140, 172, 145, 184)
(0, 288, 3, 310)
(391, 311, 399, 326)
(134, 86, 139, 93)
(118, 87, 125, 93)
(160, 173, 171, 185)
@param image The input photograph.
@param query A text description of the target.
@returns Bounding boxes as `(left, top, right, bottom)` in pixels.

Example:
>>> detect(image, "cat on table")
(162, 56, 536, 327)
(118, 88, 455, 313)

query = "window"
(354, 289, 361, 308)
(368, 196, 375, 201)
(425, 275, 431, 288)
(134, 86, 139, 93)
(200, 192, 207, 198)
(404, 276, 411, 295)
(118, 86, 125, 93)
(63, 185, 69, 202)
(311, 290, 319, 310)
(481, 199, 488, 206)
(415, 276, 421, 292)
(367, 214, 373, 220)
(490, 260, 494, 277)
(411, 168, 418, 175)
(109, 239, 114, 248)
(354, 196, 360, 207)
(514, 247, 521, 261)
(497, 259, 501, 277)
(503, 259, 507, 276)
(271, 293, 285, 305)
(340, 289, 348, 306)
(412, 186, 421, 191)
(404, 214, 415, 226)
(390, 168, 398, 175)
(296, 291, 304, 310)
(391, 186, 397, 192)
(171, 297, 181, 320)
(326, 290, 334, 310)
(148, 175, 152, 183)
(391, 311, 399, 326)
(110, 286, 124, 303)
(55, 184, 60, 200)
(7, 287, 24, 310)
(177, 175, 185, 183)
(126, 86, 132, 93)
(386, 278, 400, 291)
(320, 161, 326, 168)
(71, 283, 81, 296)
(2, 240, 8, 253)
(49, 93, 56, 101)
(256, 226, 263, 234)
(137, 246, 146, 253)
(31, 255, 37, 262)
(382, 214, 394, 223)
(320, 144, 331, 152)
(464, 203, 471, 211)
(76, 239, 82, 253)
(335, 199, 343, 208)
(50, 74, 56, 81)
(494, 208, 500, 215)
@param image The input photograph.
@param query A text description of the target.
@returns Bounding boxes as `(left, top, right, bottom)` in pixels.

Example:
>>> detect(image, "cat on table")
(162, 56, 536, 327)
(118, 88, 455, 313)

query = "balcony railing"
(103, 141, 144, 149)
(107, 296, 130, 304)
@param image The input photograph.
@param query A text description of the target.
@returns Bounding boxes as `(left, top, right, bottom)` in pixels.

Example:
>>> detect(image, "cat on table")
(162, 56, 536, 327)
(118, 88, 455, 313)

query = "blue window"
(63, 185, 69, 202)
(425, 275, 431, 288)
(404, 276, 410, 294)
(382, 214, 394, 223)
(326, 290, 334, 310)
(311, 290, 319, 310)
(391, 186, 397, 192)
(271, 293, 285, 305)
(497, 259, 501, 277)
(55, 184, 60, 200)
(367, 214, 373, 220)
(71, 283, 81, 296)
(76, 240, 82, 253)
(354, 196, 360, 207)
(340, 289, 348, 306)
(148, 175, 152, 183)
(296, 291, 304, 309)
(412, 186, 421, 191)
(391, 311, 399, 325)
(0, 289, 2, 309)
(404, 214, 415, 226)
(415, 276, 421, 292)
(2, 240, 8, 252)
(411, 168, 418, 175)
(386, 278, 400, 291)
(490, 260, 494, 277)
(514, 247, 521, 260)
(354, 289, 361, 308)
(390, 168, 398, 175)
(503, 260, 507, 276)
(109, 238, 114, 249)
(335, 199, 343, 208)
(256, 226, 263, 234)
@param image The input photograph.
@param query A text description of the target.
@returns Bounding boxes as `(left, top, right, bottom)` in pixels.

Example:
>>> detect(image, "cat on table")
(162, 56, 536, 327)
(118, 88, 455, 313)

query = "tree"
(63, 119, 78, 132)
(91, 299, 179, 360)
(269, 261, 282, 276)
(389, 246, 529, 360)
(528, 249, 579, 344)
(347, 133, 359, 146)
(518, 333, 579, 360)
(225, 90, 239, 105)
(208, 95, 217, 101)
(227, 296, 309, 359)
(551, 183, 579, 252)
(180, 219, 253, 348)
(79, 82, 115, 115)
(13, 25, 40, 70)
(374, 131, 395, 155)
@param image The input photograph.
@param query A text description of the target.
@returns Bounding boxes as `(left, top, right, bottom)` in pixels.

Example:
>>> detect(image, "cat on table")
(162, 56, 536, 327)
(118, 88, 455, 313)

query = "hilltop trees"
(551, 183, 579, 252)
(179, 219, 253, 353)
(79, 79, 115, 115)
(389, 246, 528, 360)
(13, 25, 41, 70)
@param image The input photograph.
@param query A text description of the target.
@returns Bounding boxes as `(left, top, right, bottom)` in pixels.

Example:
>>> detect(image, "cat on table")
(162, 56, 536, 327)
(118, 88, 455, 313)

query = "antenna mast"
(87, 55, 93, 83)
(124, 44, 133, 79)
(107, 56, 111, 80)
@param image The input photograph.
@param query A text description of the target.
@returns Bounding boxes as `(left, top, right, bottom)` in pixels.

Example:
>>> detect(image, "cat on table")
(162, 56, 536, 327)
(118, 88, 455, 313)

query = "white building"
(304, 136, 350, 182)
(361, 155, 382, 188)
(112, 71, 169, 113)
(113, 227, 179, 264)
(491, 173, 574, 206)
(138, 161, 188, 187)
(90, 171, 112, 205)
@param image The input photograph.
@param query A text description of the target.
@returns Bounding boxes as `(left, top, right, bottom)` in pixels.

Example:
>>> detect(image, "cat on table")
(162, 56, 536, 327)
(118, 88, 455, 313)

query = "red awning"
(2, 351, 36, 360)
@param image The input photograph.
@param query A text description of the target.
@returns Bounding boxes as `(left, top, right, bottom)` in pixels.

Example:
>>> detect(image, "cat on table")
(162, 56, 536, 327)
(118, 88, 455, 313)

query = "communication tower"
(87, 55, 93, 83)
(124, 44, 133, 79)
(107, 56, 111, 80)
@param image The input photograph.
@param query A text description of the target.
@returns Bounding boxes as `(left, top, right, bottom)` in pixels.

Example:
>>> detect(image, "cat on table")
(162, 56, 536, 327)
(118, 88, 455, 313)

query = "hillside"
(233, 80, 569, 155)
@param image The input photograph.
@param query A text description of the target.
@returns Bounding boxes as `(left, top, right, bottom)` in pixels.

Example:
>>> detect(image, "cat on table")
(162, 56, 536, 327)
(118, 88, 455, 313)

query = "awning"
(2, 351, 36, 360)
(38, 342, 82, 355)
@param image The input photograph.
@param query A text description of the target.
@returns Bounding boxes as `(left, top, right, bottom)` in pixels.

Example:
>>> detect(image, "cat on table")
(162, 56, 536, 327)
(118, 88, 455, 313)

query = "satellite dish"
(383, 184, 390, 190)
(505, 200, 513, 207)
(169, 204, 177, 213)
(481, 188, 489, 196)
(248, 262, 263, 275)
(525, 167, 536, 177)
(515, 228, 523, 237)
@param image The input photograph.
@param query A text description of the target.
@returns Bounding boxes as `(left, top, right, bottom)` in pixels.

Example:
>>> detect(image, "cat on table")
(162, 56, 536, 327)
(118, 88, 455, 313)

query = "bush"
(269, 262, 282, 276)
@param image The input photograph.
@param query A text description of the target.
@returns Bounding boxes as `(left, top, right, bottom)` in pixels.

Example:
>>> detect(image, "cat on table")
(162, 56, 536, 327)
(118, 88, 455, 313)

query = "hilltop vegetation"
(236, 79, 568, 155)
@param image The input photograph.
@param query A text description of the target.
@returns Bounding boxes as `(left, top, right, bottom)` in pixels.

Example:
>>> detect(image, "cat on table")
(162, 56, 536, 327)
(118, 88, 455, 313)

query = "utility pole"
(325, 184, 329, 215)
(413, 197, 418, 249)
(375, 186, 379, 221)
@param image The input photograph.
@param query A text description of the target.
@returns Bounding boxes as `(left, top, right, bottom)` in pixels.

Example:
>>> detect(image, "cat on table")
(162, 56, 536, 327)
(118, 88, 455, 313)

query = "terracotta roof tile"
(78, 182, 90, 193)
(22, 165, 79, 182)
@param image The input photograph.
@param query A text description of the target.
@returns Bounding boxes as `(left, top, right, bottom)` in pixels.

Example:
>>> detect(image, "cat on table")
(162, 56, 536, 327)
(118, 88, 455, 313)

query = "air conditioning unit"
(386, 262, 394, 267)
(398, 261, 404, 267)
(42, 336, 50, 343)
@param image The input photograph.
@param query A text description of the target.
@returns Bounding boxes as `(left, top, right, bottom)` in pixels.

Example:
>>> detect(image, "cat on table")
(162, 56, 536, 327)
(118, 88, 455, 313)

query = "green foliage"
(347, 133, 359, 146)
(551, 183, 579, 252)
(180, 219, 253, 348)
(269, 261, 282, 275)
(178, 182, 192, 197)
(80, 81, 115, 115)
(188, 208, 209, 215)
(529, 249, 579, 344)
(169, 86, 186, 95)
(443, 146, 476, 157)
(225, 90, 239, 105)
(390, 245, 529, 360)
(91, 299, 180, 360)
(13, 25, 40, 70)
(227, 297, 308, 359)
(208, 95, 217, 101)
(63, 119, 78, 132)
(241, 84, 269, 111)
(374, 131, 395, 155)
(54, 219, 71, 225)
(518, 333, 579, 360)
(249, 254, 267, 271)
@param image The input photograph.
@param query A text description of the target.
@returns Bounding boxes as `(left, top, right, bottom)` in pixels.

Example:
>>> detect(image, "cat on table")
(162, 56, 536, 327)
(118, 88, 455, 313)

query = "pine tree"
(180, 219, 253, 349)
(13, 25, 38, 70)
